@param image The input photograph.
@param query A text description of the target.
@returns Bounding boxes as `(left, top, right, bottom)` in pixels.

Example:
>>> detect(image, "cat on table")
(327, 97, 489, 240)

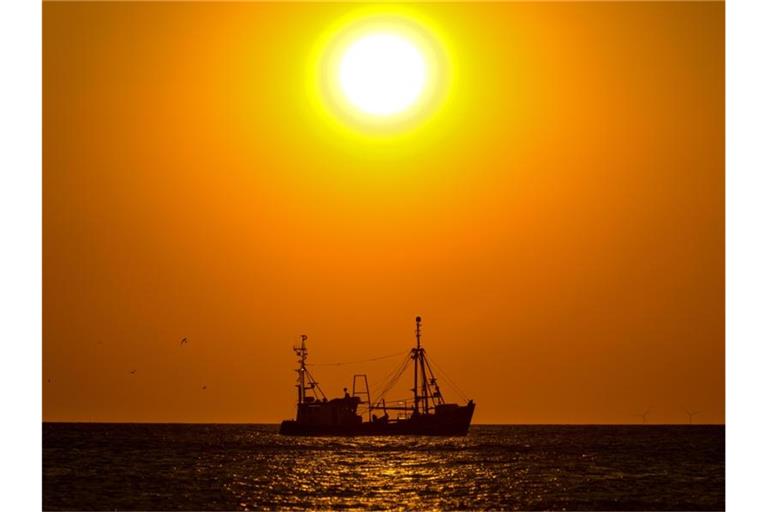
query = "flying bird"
(634, 408, 651, 424)
(684, 408, 701, 424)
(180, 337, 188, 346)
(129, 369, 136, 375)
(202, 385, 207, 390)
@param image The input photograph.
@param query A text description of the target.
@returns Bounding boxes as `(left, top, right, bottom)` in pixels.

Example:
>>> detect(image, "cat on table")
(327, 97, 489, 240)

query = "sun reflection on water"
(43, 424, 725, 511)
(223, 434, 501, 510)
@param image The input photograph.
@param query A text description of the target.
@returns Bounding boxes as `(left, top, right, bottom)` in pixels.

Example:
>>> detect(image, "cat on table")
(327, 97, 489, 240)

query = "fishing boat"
(279, 316, 475, 436)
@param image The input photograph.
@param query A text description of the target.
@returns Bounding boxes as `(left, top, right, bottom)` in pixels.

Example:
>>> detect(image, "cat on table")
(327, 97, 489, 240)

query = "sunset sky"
(43, 1, 723, 424)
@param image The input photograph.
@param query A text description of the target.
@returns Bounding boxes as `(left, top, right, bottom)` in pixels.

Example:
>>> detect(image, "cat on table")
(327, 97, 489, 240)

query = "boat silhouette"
(279, 316, 475, 436)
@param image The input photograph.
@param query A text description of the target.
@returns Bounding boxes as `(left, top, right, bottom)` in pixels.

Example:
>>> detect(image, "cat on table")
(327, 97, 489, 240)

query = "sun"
(309, 8, 452, 136)
(339, 33, 427, 117)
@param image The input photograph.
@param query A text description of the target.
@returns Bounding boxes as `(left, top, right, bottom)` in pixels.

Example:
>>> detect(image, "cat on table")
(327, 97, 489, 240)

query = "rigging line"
(436, 364, 469, 403)
(306, 351, 407, 367)
(426, 353, 469, 402)
(303, 367, 326, 399)
(371, 353, 408, 393)
(372, 353, 410, 399)
(371, 353, 412, 404)
(379, 361, 409, 398)
(372, 374, 405, 406)
(370, 360, 410, 404)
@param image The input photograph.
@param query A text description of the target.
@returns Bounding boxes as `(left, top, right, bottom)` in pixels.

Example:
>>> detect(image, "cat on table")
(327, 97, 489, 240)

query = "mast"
(293, 335, 326, 405)
(413, 316, 423, 414)
(294, 334, 308, 404)
(369, 316, 451, 417)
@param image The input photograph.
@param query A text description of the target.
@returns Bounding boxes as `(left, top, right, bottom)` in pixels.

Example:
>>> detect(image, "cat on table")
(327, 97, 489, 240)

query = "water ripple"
(44, 424, 724, 511)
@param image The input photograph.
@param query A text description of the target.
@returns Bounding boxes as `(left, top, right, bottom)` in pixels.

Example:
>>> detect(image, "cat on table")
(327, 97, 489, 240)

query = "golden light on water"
(308, 6, 453, 137)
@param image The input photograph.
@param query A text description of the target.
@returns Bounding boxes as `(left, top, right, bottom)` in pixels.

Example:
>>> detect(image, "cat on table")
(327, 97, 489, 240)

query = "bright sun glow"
(308, 7, 453, 136)
(339, 33, 427, 117)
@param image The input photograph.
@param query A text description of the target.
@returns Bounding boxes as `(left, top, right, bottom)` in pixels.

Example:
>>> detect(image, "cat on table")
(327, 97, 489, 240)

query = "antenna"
(415, 316, 422, 349)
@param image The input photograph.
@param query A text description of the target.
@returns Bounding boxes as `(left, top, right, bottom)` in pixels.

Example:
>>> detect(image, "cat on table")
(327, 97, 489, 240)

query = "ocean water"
(43, 423, 724, 511)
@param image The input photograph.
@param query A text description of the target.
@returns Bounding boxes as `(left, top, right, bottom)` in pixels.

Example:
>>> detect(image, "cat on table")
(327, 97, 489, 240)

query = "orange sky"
(43, 1, 724, 424)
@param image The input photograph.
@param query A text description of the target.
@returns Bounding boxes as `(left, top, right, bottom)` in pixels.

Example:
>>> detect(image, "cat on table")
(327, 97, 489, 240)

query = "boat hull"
(279, 402, 475, 436)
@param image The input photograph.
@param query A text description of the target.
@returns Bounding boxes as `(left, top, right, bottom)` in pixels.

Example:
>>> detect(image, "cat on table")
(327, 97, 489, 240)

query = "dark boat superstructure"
(279, 317, 475, 436)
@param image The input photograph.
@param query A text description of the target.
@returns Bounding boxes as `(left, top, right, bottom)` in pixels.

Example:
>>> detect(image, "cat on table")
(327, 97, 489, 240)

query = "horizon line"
(42, 420, 726, 426)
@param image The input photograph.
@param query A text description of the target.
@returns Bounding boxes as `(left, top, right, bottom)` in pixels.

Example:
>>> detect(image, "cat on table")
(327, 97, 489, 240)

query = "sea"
(43, 423, 724, 511)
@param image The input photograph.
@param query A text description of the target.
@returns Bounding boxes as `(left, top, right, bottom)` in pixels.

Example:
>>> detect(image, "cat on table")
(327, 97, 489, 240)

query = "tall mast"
(294, 334, 308, 404)
(420, 348, 429, 412)
(417, 316, 431, 413)
(413, 316, 422, 414)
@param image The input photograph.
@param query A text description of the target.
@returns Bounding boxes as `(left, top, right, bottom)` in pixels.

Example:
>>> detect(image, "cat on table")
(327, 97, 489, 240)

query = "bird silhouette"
(129, 369, 136, 375)
(202, 385, 207, 390)
(634, 408, 651, 424)
(180, 337, 188, 346)
(684, 408, 701, 424)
